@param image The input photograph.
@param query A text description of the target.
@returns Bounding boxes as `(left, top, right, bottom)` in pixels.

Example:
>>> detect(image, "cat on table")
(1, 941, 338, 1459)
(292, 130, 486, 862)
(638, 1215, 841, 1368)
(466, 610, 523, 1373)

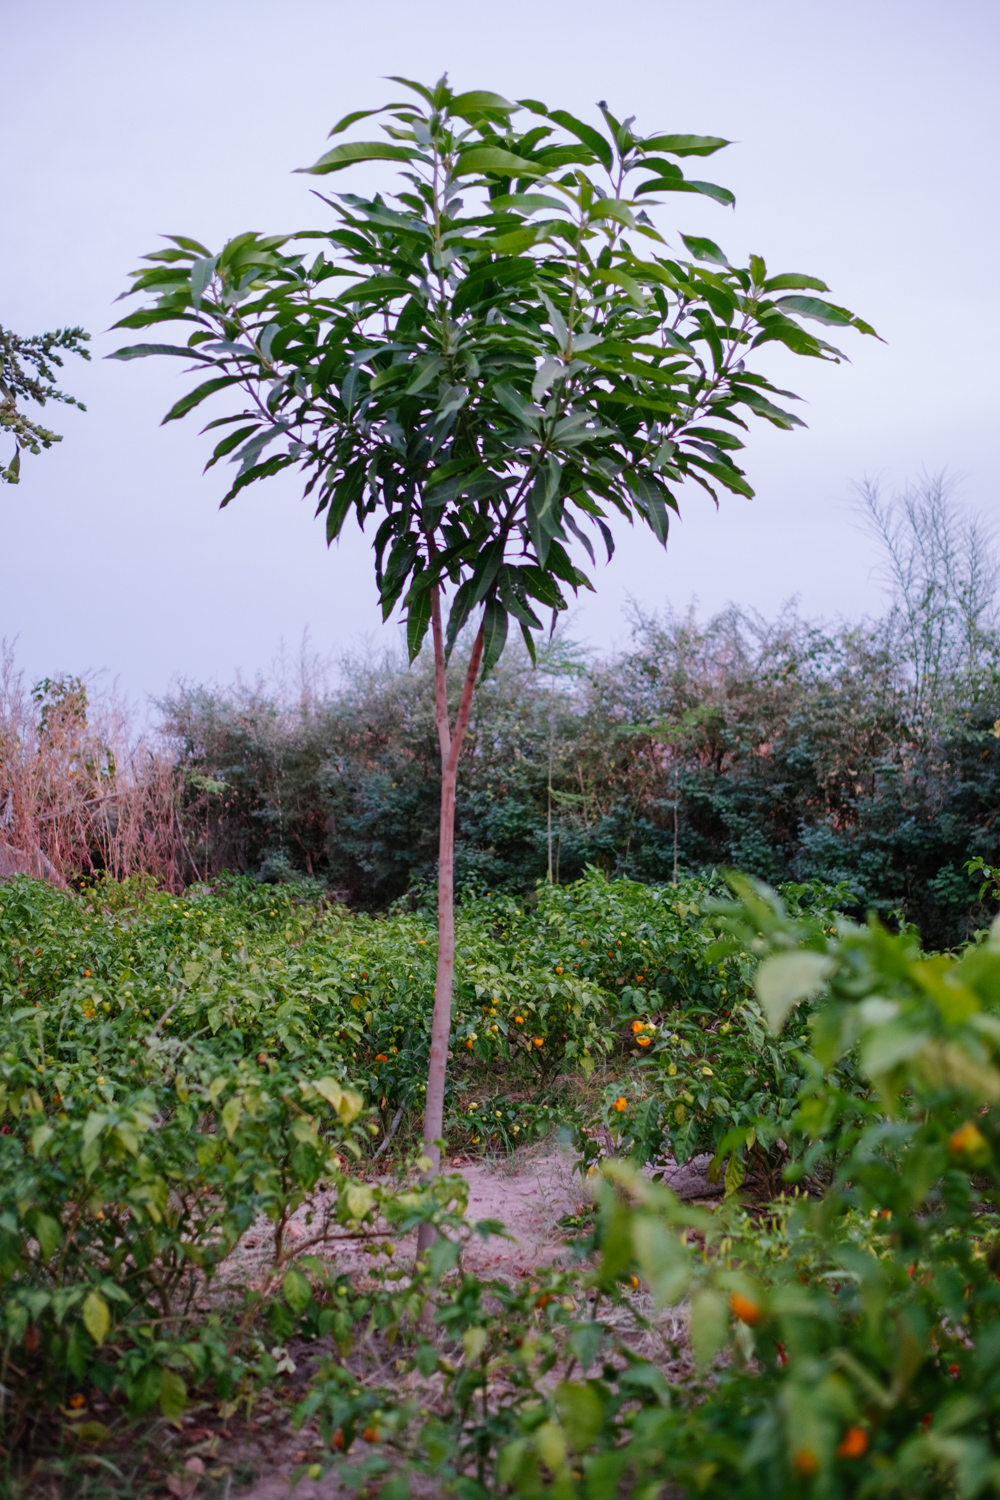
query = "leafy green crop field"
(5, 869, 1000, 1498)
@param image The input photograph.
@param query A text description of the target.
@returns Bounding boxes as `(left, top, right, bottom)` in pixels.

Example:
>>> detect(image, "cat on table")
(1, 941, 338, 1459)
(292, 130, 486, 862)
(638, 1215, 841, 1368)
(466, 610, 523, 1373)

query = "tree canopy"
(112, 76, 876, 673)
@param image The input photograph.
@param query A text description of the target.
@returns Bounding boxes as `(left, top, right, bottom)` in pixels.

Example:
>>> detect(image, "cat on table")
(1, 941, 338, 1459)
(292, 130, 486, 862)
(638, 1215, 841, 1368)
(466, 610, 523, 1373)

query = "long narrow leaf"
(478, 599, 509, 680)
(161, 376, 242, 425)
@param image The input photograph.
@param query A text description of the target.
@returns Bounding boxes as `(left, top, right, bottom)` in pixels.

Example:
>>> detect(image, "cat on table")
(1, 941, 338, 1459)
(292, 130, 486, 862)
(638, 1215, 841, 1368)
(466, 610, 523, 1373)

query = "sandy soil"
(223, 1143, 719, 1300)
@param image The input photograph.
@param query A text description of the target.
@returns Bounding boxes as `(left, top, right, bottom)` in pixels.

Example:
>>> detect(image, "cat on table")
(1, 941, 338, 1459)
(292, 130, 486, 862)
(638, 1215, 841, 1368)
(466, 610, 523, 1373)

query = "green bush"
(0, 874, 524, 1437)
(275, 882, 1000, 1499)
(164, 588, 1000, 947)
(15, 858, 1000, 1497)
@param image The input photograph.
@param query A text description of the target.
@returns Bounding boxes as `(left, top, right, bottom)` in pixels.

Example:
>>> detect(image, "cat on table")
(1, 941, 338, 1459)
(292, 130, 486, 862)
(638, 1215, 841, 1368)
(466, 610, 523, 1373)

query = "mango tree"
(112, 76, 875, 1226)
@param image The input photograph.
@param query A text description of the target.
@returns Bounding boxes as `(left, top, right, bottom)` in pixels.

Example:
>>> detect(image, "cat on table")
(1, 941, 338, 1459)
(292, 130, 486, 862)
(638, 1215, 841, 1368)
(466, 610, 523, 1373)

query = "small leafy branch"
(0, 324, 90, 482)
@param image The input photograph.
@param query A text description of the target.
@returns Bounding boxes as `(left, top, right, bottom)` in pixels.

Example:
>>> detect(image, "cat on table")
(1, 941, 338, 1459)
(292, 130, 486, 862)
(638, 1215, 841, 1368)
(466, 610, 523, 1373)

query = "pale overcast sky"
(3, 0, 997, 702)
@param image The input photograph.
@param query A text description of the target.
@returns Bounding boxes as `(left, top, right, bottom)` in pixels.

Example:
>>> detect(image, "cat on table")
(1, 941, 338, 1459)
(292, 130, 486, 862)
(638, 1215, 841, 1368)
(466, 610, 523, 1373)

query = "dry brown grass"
(0, 640, 183, 889)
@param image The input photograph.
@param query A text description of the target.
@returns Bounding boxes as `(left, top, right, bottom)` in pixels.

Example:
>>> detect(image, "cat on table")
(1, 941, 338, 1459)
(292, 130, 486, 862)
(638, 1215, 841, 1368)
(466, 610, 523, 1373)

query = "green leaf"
(631, 1216, 690, 1305)
(406, 585, 433, 664)
(108, 343, 211, 362)
(753, 311, 837, 360)
(499, 567, 543, 630)
(724, 1151, 746, 1196)
(2, 447, 21, 484)
(379, 1478, 411, 1500)
(636, 175, 735, 208)
(589, 268, 646, 306)
(686, 178, 736, 207)
(406, 354, 446, 394)
(449, 90, 517, 118)
(555, 1381, 603, 1451)
(520, 567, 567, 611)
(591, 199, 637, 228)
(324, 461, 367, 542)
(761, 272, 830, 293)
(82, 1290, 110, 1346)
(547, 110, 613, 170)
(445, 580, 475, 660)
(455, 147, 543, 178)
(459, 1327, 486, 1371)
(338, 274, 416, 306)
(161, 376, 241, 425)
(532, 356, 565, 402)
(189, 255, 217, 310)
(163, 234, 212, 255)
(471, 536, 506, 604)
(313, 1076, 344, 1108)
(689, 1289, 728, 1370)
(34, 1213, 62, 1261)
(220, 452, 294, 508)
(629, 472, 674, 546)
(347, 1188, 374, 1224)
(535, 1422, 567, 1474)
(159, 1368, 187, 1422)
(526, 456, 562, 566)
(336, 1088, 363, 1126)
(732, 386, 806, 429)
(428, 1235, 460, 1283)
(112, 306, 200, 330)
(385, 76, 435, 104)
(283, 1267, 313, 1315)
(298, 142, 420, 176)
(221, 1095, 243, 1140)
(679, 235, 729, 266)
(775, 295, 856, 327)
(205, 424, 260, 472)
(71, 1421, 112, 1445)
(479, 599, 509, 680)
(756, 951, 835, 1033)
(683, 454, 754, 498)
(328, 106, 398, 136)
(639, 133, 730, 157)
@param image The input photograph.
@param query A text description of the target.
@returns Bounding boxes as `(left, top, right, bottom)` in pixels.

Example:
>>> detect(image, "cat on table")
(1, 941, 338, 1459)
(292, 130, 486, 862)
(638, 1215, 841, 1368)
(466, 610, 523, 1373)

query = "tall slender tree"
(112, 76, 875, 1230)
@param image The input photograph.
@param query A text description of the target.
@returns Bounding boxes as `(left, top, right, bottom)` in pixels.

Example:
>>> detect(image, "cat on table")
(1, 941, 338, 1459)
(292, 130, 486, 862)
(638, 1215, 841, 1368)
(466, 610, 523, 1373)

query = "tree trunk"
(417, 589, 484, 1254)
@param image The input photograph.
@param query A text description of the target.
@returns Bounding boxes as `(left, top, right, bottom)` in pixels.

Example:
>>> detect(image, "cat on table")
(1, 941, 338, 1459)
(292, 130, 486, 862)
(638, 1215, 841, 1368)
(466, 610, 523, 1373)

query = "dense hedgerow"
(164, 575, 1000, 948)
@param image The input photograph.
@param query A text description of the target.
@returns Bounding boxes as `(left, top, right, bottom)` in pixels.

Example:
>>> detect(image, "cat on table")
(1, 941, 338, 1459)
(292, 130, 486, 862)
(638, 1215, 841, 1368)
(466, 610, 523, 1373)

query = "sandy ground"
(214, 1144, 717, 1500)
(223, 1144, 719, 1300)
(219, 1141, 589, 1302)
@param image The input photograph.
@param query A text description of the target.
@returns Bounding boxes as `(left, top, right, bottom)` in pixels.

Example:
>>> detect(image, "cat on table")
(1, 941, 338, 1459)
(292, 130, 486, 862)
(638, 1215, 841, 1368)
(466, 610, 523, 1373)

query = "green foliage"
(0, 874, 542, 1434)
(554, 873, 850, 1181)
(275, 889, 1000, 1500)
(163, 599, 1000, 946)
(0, 860, 794, 1444)
(10, 860, 1000, 1496)
(114, 77, 871, 674)
(0, 324, 90, 482)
